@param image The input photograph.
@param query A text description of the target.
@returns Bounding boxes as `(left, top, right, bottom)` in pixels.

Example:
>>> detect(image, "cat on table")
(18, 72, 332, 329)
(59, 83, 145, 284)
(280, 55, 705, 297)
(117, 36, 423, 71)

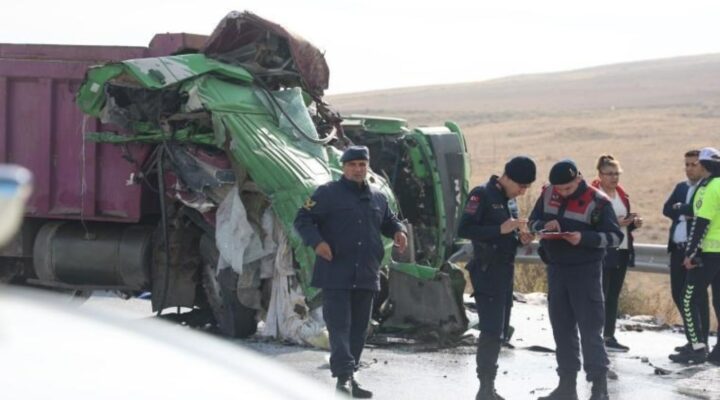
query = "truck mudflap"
(381, 262, 468, 342)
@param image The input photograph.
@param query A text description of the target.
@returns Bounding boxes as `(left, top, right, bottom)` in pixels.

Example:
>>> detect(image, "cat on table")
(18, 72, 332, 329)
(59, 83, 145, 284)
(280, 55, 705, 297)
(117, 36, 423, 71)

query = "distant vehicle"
(0, 11, 469, 340)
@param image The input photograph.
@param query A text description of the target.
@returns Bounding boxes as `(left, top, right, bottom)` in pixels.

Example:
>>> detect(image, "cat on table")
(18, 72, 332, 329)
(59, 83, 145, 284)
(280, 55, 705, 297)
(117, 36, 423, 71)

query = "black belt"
(673, 242, 686, 250)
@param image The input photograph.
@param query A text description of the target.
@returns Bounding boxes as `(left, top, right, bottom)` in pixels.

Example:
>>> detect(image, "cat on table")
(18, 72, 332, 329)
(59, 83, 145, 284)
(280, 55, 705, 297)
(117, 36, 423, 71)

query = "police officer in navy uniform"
(294, 146, 407, 398)
(529, 160, 623, 400)
(458, 156, 537, 400)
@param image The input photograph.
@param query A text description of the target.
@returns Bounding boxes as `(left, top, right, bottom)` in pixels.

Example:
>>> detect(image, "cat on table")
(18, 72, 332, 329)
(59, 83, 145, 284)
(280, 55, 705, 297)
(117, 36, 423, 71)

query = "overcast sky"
(4, 0, 720, 94)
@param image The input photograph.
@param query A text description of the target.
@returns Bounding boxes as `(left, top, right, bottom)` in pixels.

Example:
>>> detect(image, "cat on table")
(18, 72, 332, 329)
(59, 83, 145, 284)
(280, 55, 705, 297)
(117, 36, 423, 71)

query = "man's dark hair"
(685, 150, 700, 158)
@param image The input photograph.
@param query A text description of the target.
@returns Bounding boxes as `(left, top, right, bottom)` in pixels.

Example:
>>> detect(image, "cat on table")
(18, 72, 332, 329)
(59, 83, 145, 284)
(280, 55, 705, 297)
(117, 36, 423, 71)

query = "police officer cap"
(341, 146, 370, 163)
(504, 156, 536, 184)
(698, 147, 720, 162)
(699, 147, 720, 174)
(549, 159, 580, 185)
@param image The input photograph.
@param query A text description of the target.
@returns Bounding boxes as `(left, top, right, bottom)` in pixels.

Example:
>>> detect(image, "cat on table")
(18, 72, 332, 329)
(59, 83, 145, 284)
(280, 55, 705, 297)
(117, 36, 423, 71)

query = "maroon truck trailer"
(0, 34, 215, 307)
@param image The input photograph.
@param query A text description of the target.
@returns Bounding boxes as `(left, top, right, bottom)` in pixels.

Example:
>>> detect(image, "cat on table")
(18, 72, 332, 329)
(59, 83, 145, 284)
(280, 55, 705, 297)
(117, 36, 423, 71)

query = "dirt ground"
(460, 106, 720, 244)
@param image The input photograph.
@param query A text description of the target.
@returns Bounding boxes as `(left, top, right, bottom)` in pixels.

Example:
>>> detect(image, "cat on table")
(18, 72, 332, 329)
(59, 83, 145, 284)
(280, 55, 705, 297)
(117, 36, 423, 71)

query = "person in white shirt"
(591, 155, 642, 353)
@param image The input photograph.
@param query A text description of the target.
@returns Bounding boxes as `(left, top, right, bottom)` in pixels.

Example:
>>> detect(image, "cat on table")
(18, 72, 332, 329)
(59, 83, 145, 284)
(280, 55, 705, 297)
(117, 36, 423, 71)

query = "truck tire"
(199, 234, 257, 338)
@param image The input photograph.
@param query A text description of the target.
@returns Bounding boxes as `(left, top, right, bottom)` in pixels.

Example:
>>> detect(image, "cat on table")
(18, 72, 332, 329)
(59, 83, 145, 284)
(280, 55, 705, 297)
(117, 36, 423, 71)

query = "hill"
(328, 54, 720, 244)
(328, 53, 720, 116)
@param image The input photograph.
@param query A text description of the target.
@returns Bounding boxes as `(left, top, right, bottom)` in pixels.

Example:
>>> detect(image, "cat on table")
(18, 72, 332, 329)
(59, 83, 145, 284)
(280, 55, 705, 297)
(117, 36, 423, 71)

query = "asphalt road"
(81, 293, 720, 400)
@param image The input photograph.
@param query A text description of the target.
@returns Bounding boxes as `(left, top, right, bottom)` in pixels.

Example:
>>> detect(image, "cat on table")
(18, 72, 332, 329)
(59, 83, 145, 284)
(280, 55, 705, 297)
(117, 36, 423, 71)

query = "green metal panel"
(408, 130, 447, 267)
(345, 115, 408, 135)
(121, 54, 253, 89)
(407, 143, 429, 178)
(76, 64, 125, 116)
(77, 54, 253, 118)
(445, 121, 470, 214)
(76, 62, 407, 303)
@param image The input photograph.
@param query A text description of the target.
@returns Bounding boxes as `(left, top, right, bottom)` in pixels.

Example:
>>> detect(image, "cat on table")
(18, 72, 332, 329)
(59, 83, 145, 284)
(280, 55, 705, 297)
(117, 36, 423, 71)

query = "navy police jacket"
(529, 180, 624, 266)
(457, 175, 521, 262)
(294, 176, 405, 291)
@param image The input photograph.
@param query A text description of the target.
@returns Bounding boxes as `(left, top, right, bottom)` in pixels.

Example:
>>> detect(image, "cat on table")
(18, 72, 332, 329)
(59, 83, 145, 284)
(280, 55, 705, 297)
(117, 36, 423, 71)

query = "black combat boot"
(669, 346, 708, 364)
(588, 376, 608, 400)
(336, 374, 352, 396)
(674, 342, 693, 353)
(350, 377, 373, 399)
(537, 374, 578, 400)
(476, 369, 505, 400)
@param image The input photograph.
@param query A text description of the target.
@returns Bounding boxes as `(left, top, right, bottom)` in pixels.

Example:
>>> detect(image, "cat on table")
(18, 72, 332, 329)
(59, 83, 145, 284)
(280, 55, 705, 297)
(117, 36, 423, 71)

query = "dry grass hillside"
(329, 54, 720, 325)
(329, 53, 720, 244)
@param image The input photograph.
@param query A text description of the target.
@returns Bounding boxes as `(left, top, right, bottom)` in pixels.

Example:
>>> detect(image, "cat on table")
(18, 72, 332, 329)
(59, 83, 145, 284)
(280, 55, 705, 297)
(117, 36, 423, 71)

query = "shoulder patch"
(464, 194, 481, 214)
(303, 198, 317, 210)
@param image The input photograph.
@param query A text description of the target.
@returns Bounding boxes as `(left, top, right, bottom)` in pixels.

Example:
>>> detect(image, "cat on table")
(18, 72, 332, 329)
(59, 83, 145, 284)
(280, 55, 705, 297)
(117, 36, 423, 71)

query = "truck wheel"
(199, 234, 257, 338)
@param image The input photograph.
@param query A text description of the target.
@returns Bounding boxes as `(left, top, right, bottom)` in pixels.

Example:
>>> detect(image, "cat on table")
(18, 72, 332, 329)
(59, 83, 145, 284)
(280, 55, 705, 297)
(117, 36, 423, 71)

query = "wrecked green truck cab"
(75, 11, 470, 343)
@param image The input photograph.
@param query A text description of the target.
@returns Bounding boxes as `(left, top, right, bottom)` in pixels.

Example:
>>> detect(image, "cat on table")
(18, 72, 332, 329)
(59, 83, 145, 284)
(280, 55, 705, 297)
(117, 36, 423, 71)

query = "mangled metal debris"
(72, 11, 470, 346)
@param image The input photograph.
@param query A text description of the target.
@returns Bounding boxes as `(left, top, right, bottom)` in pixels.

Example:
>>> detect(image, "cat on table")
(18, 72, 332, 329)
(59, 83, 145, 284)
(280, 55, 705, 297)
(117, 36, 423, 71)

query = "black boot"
(589, 376, 608, 400)
(476, 369, 505, 400)
(537, 374, 578, 400)
(336, 375, 352, 396)
(350, 377, 373, 399)
(668, 346, 708, 364)
(674, 342, 693, 353)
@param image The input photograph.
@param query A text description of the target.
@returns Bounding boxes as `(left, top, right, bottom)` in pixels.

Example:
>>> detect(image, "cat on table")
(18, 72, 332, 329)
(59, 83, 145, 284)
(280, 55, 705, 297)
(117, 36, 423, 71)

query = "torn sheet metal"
(202, 10, 329, 97)
(166, 143, 235, 194)
(77, 54, 253, 118)
(254, 87, 325, 159)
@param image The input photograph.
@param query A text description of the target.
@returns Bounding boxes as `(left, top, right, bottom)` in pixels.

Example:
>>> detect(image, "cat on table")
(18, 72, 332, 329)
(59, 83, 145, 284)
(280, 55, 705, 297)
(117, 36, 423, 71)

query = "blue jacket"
(457, 175, 520, 295)
(662, 181, 695, 253)
(529, 180, 624, 266)
(457, 175, 521, 260)
(294, 176, 405, 291)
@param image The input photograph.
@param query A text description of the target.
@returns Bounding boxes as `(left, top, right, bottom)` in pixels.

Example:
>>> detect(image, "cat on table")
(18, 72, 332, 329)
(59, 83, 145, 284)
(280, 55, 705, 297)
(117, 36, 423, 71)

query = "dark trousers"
(547, 262, 609, 380)
(502, 290, 514, 341)
(470, 260, 514, 375)
(322, 288, 374, 378)
(670, 245, 710, 344)
(681, 253, 720, 346)
(602, 249, 629, 338)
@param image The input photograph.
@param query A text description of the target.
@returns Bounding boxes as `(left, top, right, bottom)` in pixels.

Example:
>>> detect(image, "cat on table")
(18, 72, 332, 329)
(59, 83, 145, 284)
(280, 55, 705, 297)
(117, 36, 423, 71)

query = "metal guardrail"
(449, 242, 670, 274)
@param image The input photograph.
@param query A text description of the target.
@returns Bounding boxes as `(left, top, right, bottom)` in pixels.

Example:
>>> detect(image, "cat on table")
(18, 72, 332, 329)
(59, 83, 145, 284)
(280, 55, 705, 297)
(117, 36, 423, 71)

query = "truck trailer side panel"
(0, 37, 204, 222)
